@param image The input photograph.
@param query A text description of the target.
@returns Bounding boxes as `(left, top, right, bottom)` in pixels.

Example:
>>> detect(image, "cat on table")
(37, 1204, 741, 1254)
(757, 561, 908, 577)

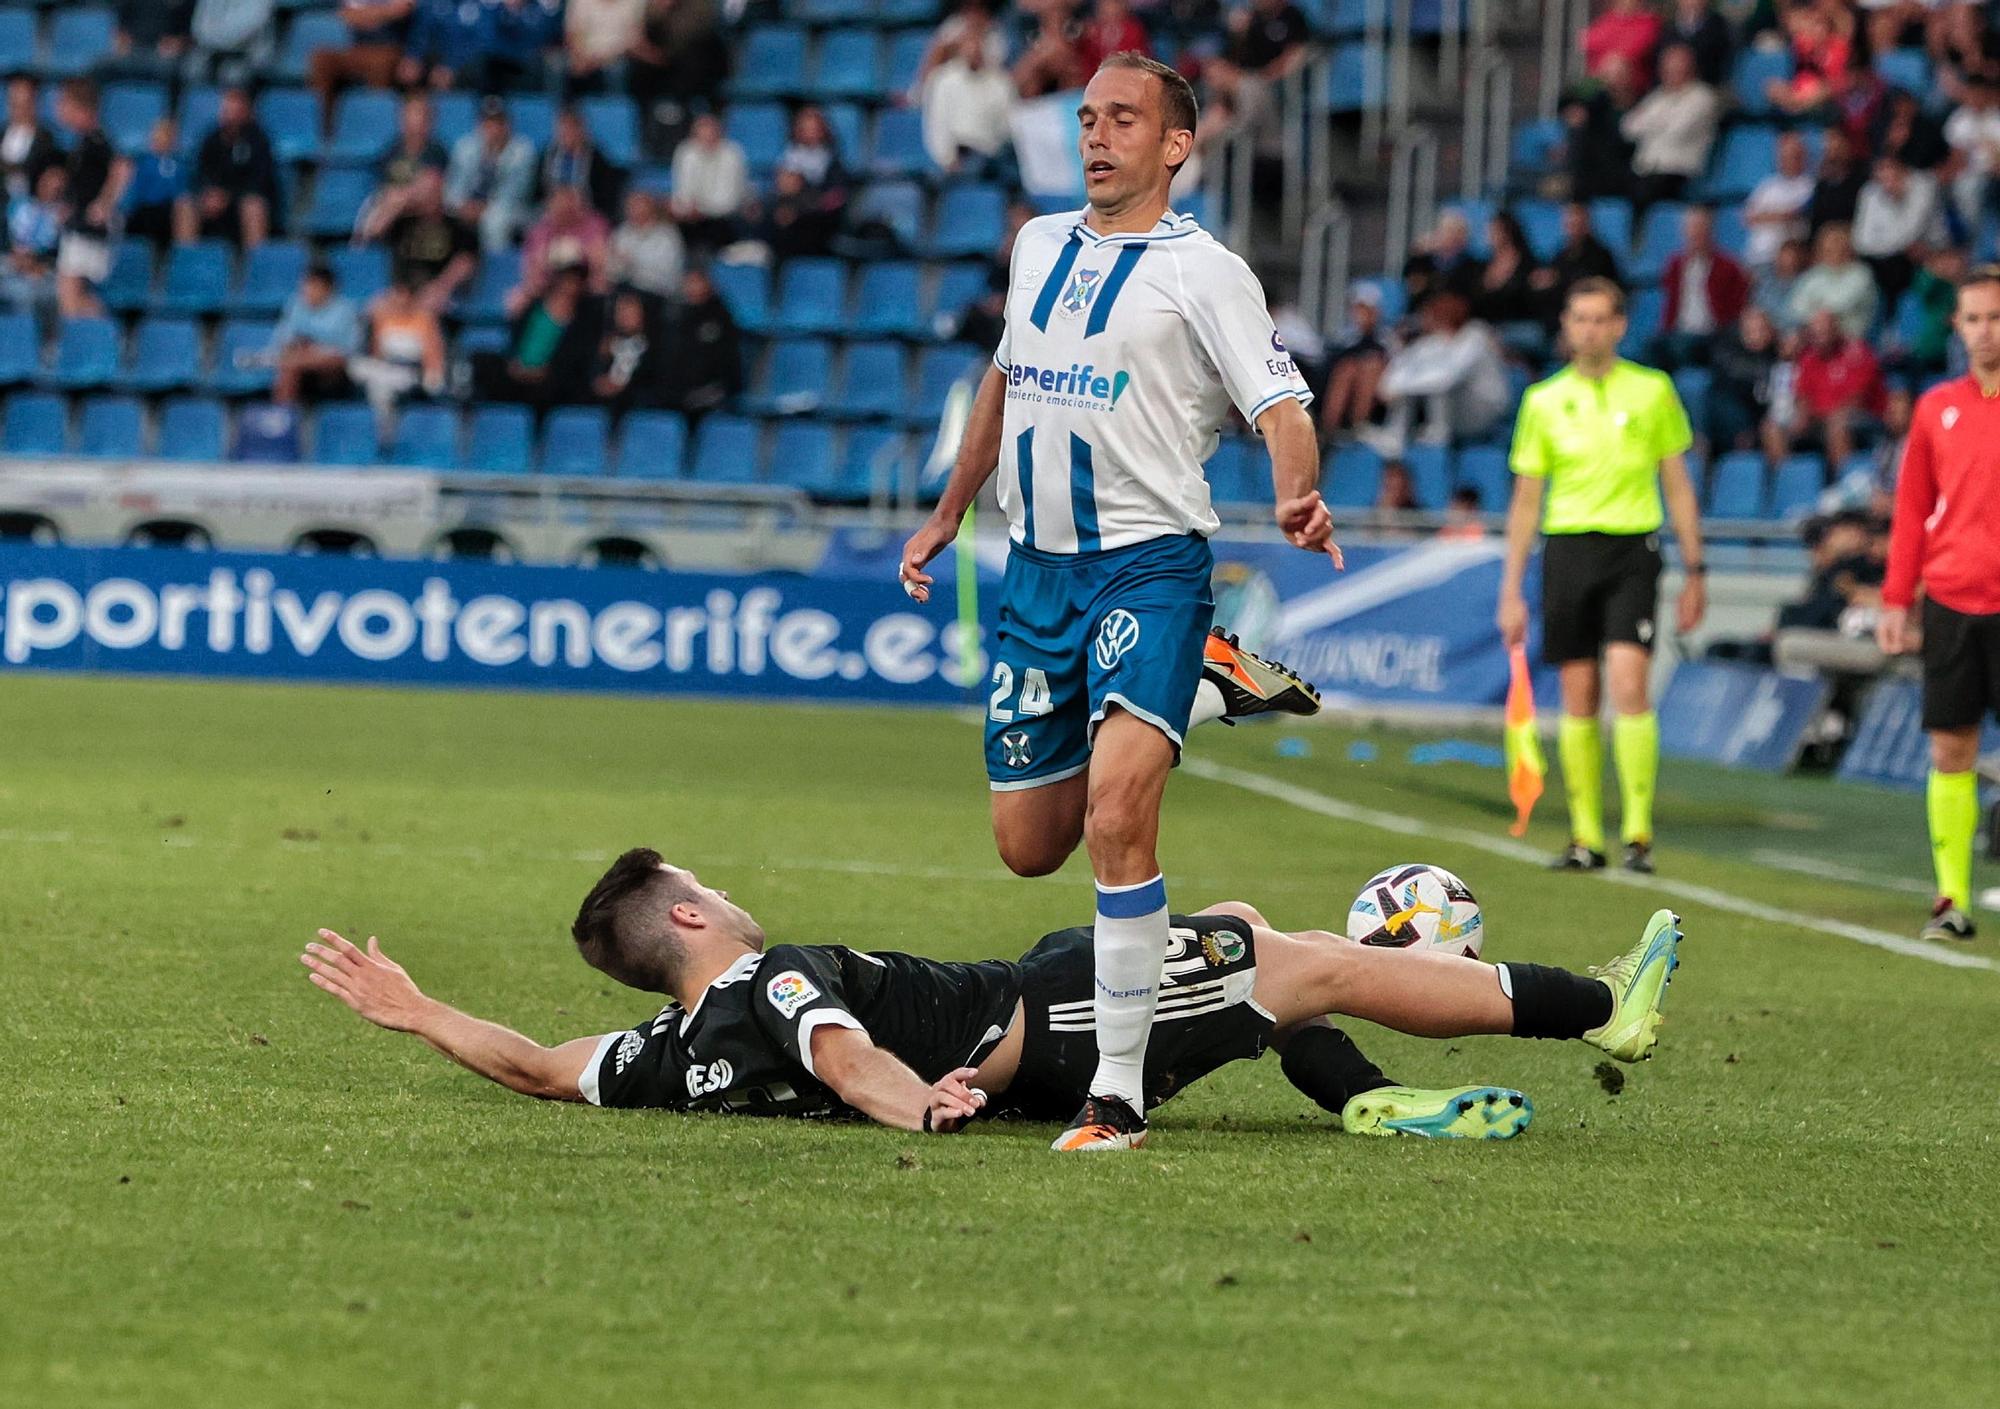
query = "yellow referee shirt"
(1508, 360, 1693, 536)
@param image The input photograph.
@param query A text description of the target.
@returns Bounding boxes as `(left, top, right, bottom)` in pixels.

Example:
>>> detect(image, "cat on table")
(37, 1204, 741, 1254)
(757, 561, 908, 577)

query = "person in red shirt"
(1076, 0, 1149, 75)
(1878, 267, 2000, 941)
(1766, 1, 1852, 120)
(1766, 309, 1884, 472)
(1584, 0, 1665, 91)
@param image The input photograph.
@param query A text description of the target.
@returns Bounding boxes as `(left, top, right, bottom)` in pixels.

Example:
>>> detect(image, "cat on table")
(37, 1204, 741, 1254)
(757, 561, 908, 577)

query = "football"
(1347, 863, 1484, 958)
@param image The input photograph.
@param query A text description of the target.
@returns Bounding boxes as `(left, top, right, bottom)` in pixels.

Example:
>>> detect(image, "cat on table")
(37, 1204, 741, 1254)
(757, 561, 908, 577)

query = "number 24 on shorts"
(989, 663, 1054, 721)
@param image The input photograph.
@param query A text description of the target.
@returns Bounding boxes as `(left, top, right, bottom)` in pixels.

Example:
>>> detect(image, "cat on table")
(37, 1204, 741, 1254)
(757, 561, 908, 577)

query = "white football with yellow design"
(1347, 863, 1484, 959)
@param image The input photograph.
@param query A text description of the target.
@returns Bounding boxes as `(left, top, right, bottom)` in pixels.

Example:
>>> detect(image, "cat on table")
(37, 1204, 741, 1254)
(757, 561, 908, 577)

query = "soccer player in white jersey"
(898, 53, 1340, 1152)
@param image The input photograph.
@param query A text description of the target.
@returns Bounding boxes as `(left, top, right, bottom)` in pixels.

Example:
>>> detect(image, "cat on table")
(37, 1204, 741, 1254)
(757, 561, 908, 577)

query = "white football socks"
(1188, 678, 1228, 730)
(1090, 874, 1170, 1115)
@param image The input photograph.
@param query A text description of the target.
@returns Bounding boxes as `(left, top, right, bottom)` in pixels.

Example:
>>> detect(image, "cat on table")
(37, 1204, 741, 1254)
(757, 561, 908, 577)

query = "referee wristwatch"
(1682, 562, 1707, 576)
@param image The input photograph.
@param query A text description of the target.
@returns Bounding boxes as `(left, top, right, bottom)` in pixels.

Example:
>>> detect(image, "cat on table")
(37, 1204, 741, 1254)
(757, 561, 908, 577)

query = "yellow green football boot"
(1584, 908, 1683, 1062)
(1341, 1085, 1533, 1139)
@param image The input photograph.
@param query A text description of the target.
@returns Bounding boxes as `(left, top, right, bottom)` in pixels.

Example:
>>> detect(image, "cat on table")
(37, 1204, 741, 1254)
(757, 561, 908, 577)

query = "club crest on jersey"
(1199, 930, 1246, 967)
(1944, 406, 1960, 429)
(1059, 266, 1104, 317)
(1095, 609, 1141, 669)
(765, 971, 820, 1018)
(1001, 730, 1032, 769)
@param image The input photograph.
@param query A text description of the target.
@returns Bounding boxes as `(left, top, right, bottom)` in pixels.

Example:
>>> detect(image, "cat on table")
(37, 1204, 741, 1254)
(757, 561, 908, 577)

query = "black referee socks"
(1501, 962, 1614, 1039)
(1280, 1024, 1393, 1113)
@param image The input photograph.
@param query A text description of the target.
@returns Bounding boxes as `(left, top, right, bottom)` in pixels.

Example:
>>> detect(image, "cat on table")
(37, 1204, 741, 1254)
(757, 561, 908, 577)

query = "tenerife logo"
(1059, 266, 1104, 316)
(1095, 609, 1141, 670)
(1007, 361, 1131, 410)
(1001, 730, 1032, 769)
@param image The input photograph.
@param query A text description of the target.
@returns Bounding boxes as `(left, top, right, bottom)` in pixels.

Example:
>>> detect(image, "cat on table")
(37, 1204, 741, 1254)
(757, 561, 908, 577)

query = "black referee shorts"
(1921, 598, 2000, 731)
(1541, 531, 1663, 665)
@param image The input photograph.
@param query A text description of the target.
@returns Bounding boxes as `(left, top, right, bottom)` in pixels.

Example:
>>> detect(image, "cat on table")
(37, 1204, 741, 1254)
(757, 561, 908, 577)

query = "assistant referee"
(1878, 266, 2000, 943)
(1497, 277, 1707, 874)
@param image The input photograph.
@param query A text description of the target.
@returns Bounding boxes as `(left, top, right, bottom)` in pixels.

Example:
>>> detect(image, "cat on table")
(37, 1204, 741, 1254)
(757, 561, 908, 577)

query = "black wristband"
(921, 1106, 933, 1134)
(1684, 562, 1707, 576)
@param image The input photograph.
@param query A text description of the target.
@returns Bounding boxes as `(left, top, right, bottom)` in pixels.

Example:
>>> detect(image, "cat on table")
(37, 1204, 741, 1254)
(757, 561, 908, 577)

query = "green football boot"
(1341, 1085, 1534, 1139)
(1583, 908, 1684, 1063)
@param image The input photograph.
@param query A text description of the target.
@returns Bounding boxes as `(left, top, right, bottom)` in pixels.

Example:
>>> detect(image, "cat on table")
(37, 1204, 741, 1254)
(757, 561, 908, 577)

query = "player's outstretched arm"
(808, 1025, 987, 1133)
(300, 929, 597, 1101)
(899, 365, 1008, 604)
(1259, 397, 1343, 567)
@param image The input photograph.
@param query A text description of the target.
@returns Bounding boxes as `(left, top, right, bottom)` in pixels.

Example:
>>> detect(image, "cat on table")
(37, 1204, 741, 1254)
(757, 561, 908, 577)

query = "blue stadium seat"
(311, 402, 381, 466)
(1732, 49, 1792, 117)
(849, 179, 924, 250)
(103, 82, 167, 157)
(810, 30, 883, 100)
(454, 326, 511, 363)
(433, 90, 479, 149)
(121, 317, 202, 393)
(43, 9, 116, 79)
(732, 102, 789, 176)
(178, 86, 221, 154)
(1673, 367, 1713, 427)
(823, 102, 866, 168)
(850, 261, 925, 337)
(100, 239, 155, 315)
(160, 240, 233, 315)
(771, 258, 847, 335)
(506, 94, 557, 149)
(710, 262, 770, 333)
(48, 317, 120, 390)
(305, 167, 376, 237)
(0, 311, 38, 384)
(579, 96, 640, 166)
(541, 406, 611, 475)
(232, 402, 300, 462)
(464, 404, 533, 474)
(157, 396, 226, 463)
(789, 0, 872, 21)
(452, 248, 517, 324)
(768, 420, 837, 492)
(235, 241, 309, 316)
(910, 343, 983, 424)
(1327, 45, 1383, 112)
(278, 12, 349, 84)
(328, 243, 391, 306)
(77, 395, 144, 458)
(822, 425, 907, 500)
(884, 29, 929, 93)
(928, 186, 1004, 258)
(1713, 207, 1749, 261)
(1454, 446, 1510, 510)
(327, 91, 399, 166)
(1510, 117, 1565, 174)
(1623, 288, 1665, 350)
(613, 409, 688, 478)
(870, 106, 929, 178)
(827, 340, 907, 419)
(1629, 203, 1688, 284)
(1877, 48, 1931, 96)
(930, 262, 990, 330)
(1772, 455, 1824, 518)
(387, 404, 460, 469)
(1707, 451, 1767, 517)
(1515, 199, 1563, 261)
(749, 337, 833, 414)
(258, 88, 323, 164)
(1204, 437, 1263, 507)
(1325, 444, 1384, 509)
(210, 320, 277, 396)
(1402, 445, 1451, 507)
(1707, 126, 1776, 202)
(732, 26, 808, 99)
(880, 0, 941, 19)
(690, 413, 763, 484)
(3, 392, 66, 454)
(1588, 198, 1633, 255)
(0, 11, 34, 76)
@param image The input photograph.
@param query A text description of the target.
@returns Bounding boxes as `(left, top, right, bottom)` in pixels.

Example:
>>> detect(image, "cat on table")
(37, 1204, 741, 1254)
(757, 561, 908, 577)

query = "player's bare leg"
(990, 774, 1088, 878)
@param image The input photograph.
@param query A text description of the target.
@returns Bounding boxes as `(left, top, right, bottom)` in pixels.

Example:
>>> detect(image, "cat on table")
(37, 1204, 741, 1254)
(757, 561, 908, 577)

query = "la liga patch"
(765, 970, 820, 1019)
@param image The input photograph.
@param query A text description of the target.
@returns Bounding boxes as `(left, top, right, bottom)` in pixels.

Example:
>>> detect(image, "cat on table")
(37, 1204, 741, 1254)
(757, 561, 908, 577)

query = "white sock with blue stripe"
(1089, 874, 1169, 1115)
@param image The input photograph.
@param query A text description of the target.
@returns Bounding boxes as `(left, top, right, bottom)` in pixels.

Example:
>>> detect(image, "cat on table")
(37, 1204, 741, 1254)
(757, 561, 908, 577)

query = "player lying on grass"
(301, 849, 1684, 1142)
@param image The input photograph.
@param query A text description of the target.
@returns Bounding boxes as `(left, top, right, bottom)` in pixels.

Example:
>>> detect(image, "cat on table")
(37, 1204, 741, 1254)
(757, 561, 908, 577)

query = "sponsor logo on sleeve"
(614, 1030, 646, 1074)
(766, 970, 821, 1019)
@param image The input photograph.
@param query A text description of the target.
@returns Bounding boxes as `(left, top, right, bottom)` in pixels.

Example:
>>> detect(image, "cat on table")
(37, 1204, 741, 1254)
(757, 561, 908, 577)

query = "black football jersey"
(580, 944, 1023, 1116)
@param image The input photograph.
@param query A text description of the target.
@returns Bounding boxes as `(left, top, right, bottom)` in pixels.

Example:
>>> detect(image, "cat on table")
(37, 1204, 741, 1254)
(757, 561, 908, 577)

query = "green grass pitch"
(4, 673, 1997, 1407)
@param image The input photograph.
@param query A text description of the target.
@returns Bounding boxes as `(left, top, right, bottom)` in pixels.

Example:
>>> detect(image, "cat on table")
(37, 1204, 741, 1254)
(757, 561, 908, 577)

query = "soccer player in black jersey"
(301, 849, 1684, 1140)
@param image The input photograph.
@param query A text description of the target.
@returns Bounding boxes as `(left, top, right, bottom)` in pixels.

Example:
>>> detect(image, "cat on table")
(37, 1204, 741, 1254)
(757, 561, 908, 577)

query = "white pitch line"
(1181, 757, 2000, 975)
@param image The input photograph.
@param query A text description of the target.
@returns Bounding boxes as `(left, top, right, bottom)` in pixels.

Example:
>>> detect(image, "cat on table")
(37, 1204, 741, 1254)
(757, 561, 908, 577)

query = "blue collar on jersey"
(1065, 209, 1201, 246)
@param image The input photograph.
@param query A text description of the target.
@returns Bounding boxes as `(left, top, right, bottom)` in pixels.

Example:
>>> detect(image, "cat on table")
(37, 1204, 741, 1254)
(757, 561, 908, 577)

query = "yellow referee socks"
(1558, 715, 1606, 853)
(1928, 769, 1978, 909)
(1613, 711, 1660, 845)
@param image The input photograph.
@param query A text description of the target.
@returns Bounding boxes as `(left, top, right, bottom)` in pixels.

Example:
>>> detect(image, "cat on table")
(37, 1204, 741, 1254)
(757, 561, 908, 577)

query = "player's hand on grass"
(924, 1067, 988, 1133)
(1876, 605, 1911, 656)
(1676, 575, 1706, 635)
(300, 930, 430, 1033)
(1276, 491, 1344, 568)
(1496, 590, 1529, 648)
(898, 510, 962, 605)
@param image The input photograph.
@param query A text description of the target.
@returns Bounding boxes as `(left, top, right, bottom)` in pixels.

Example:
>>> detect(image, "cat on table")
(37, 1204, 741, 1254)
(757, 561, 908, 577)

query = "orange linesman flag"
(1503, 644, 1545, 837)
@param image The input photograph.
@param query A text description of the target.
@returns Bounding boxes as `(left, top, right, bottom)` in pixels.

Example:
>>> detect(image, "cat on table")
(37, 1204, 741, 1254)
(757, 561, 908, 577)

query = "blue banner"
(1837, 677, 2000, 791)
(1657, 661, 1829, 771)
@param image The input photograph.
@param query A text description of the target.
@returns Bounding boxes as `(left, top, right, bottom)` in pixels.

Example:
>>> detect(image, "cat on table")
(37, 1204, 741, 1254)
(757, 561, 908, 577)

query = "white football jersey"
(990, 208, 1312, 554)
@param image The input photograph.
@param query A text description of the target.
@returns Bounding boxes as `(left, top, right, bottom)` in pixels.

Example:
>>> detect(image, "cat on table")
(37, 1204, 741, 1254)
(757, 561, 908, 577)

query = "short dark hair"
(304, 263, 334, 286)
(572, 848, 698, 991)
(1565, 276, 1627, 315)
(60, 78, 98, 114)
(1958, 264, 2000, 298)
(1095, 51, 1199, 168)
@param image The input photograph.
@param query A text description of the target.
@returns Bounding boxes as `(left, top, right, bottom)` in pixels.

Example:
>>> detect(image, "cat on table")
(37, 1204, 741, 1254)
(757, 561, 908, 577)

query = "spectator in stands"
(1439, 485, 1487, 540)
(346, 275, 447, 433)
(1944, 75, 2000, 230)
(1368, 460, 1420, 532)
(1367, 290, 1510, 455)
(54, 81, 130, 320)
(590, 287, 665, 413)
(1853, 155, 1946, 307)
(1902, 244, 1965, 373)
(402, 0, 562, 94)
(2, 165, 64, 313)
(1078, 0, 1151, 73)
(1872, 88, 1948, 174)
(1402, 210, 1483, 311)
(269, 264, 362, 406)
(448, 98, 538, 255)
(1767, 0, 1852, 119)
(1622, 43, 1721, 214)
(1703, 305, 1781, 459)
(1012, 1, 1087, 100)
(1318, 283, 1391, 440)
(744, 106, 849, 260)
(109, 0, 196, 83)
(1807, 127, 1866, 233)
(190, 0, 276, 86)
(358, 166, 478, 313)
(1665, 0, 1733, 87)
(567, 0, 646, 93)
(194, 87, 278, 249)
(1788, 221, 1879, 336)
(1532, 200, 1622, 322)
(1743, 130, 1814, 269)
(629, 0, 731, 141)
(1865, 3, 1938, 67)
(511, 183, 612, 317)
(922, 30, 1018, 175)
(1768, 308, 1885, 472)
(1584, 0, 1664, 90)
(1205, 0, 1311, 152)
(1560, 54, 1639, 202)
(1776, 508, 1884, 633)
(607, 189, 685, 298)
(1473, 211, 1540, 326)
(1757, 235, 1811, 332)
(124, 117, 194, 248)
(1656, 205, 1750, 369)
(668, 113, 749, 253)
(660, 264, 742, 418)
(473, 260, 604, 408)
(0, 78, 58, 203)
(310, 0, 416, 111)
(371, 96, 450, 237)
(916, 0, 1008, 97)
(543, 104, 626, 219)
